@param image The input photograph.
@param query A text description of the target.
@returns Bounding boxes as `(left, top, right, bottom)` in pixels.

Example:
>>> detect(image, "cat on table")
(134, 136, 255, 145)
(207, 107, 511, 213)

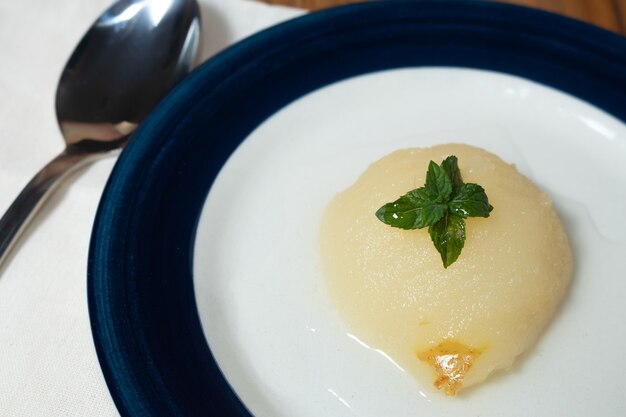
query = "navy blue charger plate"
(88, 1, 626, 416)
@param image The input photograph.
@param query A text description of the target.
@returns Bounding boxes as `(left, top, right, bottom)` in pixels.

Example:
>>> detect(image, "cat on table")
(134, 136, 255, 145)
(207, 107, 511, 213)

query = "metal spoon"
(0, 0, 201, 266)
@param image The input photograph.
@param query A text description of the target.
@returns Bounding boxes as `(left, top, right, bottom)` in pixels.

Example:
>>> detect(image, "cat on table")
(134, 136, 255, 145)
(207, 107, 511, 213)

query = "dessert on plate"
(320, 144, 572, 395)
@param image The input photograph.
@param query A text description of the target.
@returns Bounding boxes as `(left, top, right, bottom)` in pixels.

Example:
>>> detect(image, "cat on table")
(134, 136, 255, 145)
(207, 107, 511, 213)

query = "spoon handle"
(0, 147, 104, 268)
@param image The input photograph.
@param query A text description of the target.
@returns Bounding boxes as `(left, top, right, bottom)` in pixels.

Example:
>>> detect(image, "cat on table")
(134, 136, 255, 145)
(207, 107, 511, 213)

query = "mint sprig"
(375, 156, 493, 268)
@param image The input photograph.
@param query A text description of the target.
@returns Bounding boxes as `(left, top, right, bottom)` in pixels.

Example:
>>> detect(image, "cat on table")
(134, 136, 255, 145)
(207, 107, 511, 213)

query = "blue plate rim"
(88, 1, 626, 416)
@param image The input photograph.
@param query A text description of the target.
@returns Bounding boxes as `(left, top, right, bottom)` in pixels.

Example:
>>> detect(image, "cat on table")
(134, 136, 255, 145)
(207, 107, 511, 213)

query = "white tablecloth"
(0, 1, 304, 415)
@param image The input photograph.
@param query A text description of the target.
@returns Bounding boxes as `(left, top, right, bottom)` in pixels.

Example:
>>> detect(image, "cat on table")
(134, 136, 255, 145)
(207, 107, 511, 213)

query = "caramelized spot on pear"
(417, 340, 484, 395)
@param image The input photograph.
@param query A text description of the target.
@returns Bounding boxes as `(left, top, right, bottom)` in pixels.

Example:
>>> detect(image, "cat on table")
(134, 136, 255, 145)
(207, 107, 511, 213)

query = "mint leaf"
(425, 161, 452, 202)
(405, 188, 448, 227)
(375, 187, 446, 229)
(428, 214, 466, 268)
(448, 183, 493, 218)
(441, 156, 464, 195)
(375, 154, 493, 268)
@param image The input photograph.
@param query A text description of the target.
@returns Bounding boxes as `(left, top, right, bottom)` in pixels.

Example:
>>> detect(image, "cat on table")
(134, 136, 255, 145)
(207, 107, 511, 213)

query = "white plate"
(194, 67, 626, 417)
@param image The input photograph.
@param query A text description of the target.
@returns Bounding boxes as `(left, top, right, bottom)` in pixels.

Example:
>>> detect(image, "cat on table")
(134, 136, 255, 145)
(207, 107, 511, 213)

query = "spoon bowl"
(0, 0, 201, 266)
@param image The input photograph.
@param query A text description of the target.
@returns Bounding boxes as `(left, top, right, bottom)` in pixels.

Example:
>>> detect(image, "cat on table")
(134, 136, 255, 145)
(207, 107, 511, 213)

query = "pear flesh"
(320, 144, 572, 395)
